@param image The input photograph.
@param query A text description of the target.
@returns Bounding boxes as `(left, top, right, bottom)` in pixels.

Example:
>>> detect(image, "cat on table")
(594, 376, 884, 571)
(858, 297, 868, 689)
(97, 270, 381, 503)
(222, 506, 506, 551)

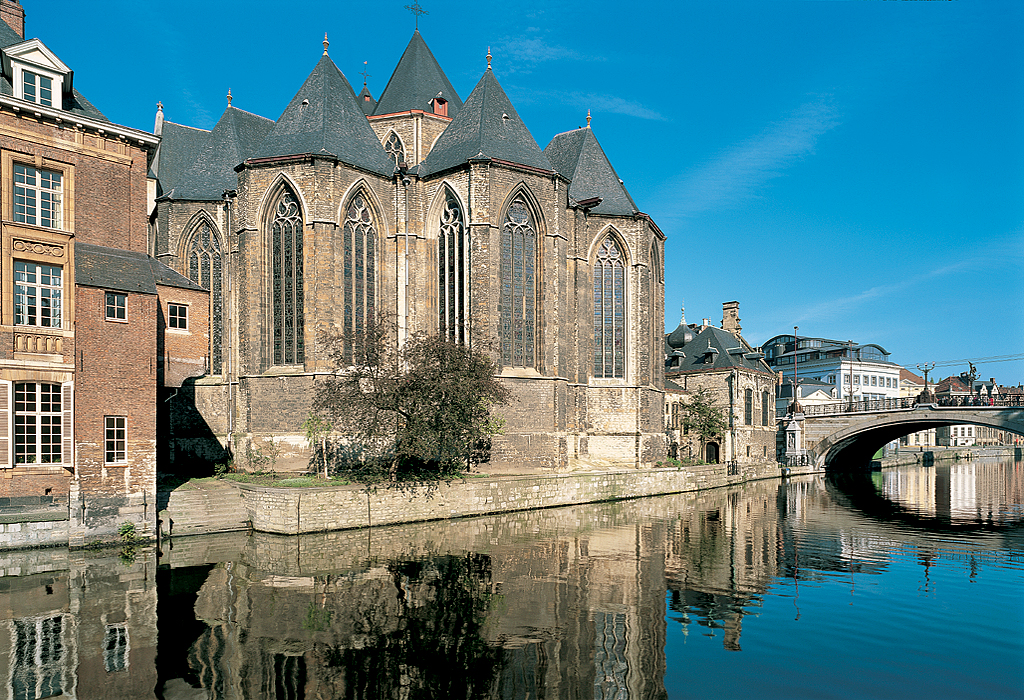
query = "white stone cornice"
(0, 94, 160, 148)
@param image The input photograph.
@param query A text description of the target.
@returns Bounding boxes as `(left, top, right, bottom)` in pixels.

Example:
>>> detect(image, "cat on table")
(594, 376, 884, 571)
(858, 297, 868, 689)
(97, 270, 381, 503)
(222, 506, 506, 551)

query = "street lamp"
(789, 326, 802, 414)
(916, 362, 936, 404)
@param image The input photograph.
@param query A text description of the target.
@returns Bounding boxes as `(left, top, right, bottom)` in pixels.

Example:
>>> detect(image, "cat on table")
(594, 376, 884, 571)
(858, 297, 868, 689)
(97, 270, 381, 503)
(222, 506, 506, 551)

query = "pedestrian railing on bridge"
(778, 394, 1024, 418)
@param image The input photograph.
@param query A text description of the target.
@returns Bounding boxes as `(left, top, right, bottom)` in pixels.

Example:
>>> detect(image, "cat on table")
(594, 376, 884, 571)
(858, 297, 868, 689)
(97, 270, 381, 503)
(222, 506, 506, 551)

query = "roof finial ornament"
(405, 1, 428, 29)
(586, 109, 591, 127)
(486, 46, 492, 70)
(226, 89, 232, 106)
(323, 32, 329, 55)
(679, 301, 686, 326)
(157, 101, 163, 113)
(360, 60, 371, 87)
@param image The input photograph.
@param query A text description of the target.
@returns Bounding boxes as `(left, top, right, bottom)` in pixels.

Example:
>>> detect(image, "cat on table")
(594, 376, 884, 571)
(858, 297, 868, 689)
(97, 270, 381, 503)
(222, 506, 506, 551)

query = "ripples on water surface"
(2, 457, 1021, 699)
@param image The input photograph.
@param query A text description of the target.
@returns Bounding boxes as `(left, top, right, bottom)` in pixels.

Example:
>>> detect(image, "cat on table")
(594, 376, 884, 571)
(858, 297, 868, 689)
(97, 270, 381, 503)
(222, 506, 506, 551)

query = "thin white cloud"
(668, 97, 841, 217)
(494, 35, 605, 74)
(516, 89, 666, 122)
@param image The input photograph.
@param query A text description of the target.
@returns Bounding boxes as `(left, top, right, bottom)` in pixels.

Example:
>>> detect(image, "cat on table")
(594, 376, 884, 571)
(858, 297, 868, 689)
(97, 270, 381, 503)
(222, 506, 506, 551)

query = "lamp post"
(917, 362, 936, 404)
(789, 326, 802, 414)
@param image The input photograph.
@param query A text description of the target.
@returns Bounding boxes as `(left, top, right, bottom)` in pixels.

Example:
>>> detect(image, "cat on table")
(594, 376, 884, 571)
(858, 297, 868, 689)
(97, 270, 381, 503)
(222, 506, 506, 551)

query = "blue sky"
(41, 0, 1024, 383)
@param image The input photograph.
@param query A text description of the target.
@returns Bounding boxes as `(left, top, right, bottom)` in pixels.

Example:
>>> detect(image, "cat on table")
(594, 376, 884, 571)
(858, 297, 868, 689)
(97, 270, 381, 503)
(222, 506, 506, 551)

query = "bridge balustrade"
(780, 394, 1024, 418)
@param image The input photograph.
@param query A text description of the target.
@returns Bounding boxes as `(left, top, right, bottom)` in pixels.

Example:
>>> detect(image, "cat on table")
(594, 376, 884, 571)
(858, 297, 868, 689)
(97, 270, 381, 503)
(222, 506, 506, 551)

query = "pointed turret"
(373, 30, 462, 118)
(251, 54, 395, 176)
(418, 69, 551, 177)
(544, 124, 638, 216)
(357, 84, 377, 115)
(172, 105, 275, 201)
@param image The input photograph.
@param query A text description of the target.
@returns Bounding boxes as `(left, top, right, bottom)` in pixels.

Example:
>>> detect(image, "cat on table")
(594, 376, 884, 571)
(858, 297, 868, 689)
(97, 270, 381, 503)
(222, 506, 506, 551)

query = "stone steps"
(157, 482, 249, 538)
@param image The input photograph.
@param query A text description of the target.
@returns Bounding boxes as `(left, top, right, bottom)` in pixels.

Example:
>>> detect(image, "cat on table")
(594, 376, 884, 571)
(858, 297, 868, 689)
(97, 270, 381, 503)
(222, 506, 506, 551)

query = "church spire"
(373, 29, 462, 118)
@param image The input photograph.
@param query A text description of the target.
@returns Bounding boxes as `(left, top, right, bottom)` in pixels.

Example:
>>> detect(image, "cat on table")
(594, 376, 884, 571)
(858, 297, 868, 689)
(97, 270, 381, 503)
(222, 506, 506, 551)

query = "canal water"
(3, 457, 1021, 699)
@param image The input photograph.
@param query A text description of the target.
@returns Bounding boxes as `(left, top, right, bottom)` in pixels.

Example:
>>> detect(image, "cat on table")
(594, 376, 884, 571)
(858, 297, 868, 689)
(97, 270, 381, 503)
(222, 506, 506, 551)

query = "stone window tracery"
(384, 131, 405, 167)
(186, 221, 224, 370)
(438, 191, 467, 343)
(593, 236, 625, 378)
(342, 192, 376, 363)
(499, 197, 536, 367)
(271, 190, 303, 365)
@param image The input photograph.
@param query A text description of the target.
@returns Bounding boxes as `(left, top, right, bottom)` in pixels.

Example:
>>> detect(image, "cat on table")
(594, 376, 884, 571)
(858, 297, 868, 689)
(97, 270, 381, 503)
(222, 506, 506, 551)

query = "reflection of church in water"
(152, 25, 666, 471)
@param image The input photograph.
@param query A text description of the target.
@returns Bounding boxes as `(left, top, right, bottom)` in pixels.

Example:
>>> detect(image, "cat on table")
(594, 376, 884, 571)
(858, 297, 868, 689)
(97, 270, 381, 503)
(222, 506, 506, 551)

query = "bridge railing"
(780, 394, 1024, 418)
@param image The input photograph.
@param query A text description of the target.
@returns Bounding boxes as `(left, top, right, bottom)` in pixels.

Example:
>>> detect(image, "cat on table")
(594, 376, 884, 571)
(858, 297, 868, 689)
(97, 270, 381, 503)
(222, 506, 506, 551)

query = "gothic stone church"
(151, 31, 666, 471)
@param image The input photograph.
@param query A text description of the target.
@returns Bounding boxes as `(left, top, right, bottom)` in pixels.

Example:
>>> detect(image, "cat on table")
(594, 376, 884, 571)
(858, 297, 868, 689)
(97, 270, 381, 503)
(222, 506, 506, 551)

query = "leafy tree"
(682, 388, 728, 458)
(312, 321, 511, 481)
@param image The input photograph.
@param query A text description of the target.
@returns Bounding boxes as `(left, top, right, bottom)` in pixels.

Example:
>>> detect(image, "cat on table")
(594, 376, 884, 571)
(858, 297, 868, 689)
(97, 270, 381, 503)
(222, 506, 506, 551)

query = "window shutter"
(0, 380, 9, 468)
(62, 382, 73, 468)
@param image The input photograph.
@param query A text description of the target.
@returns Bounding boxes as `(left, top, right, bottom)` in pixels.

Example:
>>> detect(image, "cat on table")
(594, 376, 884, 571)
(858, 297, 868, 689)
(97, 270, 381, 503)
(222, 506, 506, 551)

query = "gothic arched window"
(438, 191, 467, 343)
(744, 388, 753, 425)
(271, 189, 303, 365)
(186, 221, 223, 371)
(342, 192, 376, 362)
(499, 197, 536, 367)
(593, 236, 625, 378)
(384, 131, 405, 167)
(762, 390, 770, 425)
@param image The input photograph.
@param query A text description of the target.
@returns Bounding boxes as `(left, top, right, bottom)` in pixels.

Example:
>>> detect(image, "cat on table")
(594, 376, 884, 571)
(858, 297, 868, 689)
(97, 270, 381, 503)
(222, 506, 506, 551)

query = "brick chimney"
(0, 0, 24, 39)
(722, 301, 741, 335)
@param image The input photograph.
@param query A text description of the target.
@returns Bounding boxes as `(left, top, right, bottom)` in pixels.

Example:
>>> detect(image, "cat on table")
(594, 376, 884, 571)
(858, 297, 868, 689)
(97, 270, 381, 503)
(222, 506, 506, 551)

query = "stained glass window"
(499, 197, 536, 367)
(186, 222, 224, 371)
(593, 236, 625, 378)
(384, 131, 405, 167)
(342, 192, 376, 363)
(438, 192, 467, 343)
(271, 190, 303, 365)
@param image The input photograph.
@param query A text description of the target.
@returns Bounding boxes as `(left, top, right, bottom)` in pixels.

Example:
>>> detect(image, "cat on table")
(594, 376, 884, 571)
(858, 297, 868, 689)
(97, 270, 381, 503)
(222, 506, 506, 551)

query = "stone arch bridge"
(788, 399, 1024, 470)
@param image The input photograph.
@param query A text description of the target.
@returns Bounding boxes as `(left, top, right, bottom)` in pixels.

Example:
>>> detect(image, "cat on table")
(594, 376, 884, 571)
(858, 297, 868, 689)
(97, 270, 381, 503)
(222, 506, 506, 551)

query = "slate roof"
(664, 326, 774, 376)
(171, 106, 275, 201)
(543, 127, 638, 216)
(151, 121, 211, 197)
(251, 54, 395, 177)
(75, 242, 205, 295)
(418, 69, 551, 177)
(373, 30, 462, 118)
(357, 85, 377, 115)
(0, 27, 108, 121)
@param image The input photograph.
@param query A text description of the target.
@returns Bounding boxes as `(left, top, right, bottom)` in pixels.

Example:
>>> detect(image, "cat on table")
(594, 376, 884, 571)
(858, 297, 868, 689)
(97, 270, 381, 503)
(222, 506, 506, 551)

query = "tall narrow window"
(14, 382, 61, 464)
(14, 261, 61, 328)
(762, 390, 770, 425)
(744, 388, 753, 425)
(271, 190, 303, 365)
(384, 131, 405, 167)
(593, 237, 625, 378)
(14, 165, 62, 229)
(342, 192, 376, 363)
(186, 222, 224, 370)
(105, 416, 127, 464)
(438, 192, 467, 343)
(499, 197, 537, 367)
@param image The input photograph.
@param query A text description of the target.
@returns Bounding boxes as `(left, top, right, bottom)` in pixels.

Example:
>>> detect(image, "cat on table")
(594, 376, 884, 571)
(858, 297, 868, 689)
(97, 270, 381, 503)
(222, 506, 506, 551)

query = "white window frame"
(12, 62, 62, 108)
(167, 302, 188, 330)
(14, 260, 62, 328)
(13, 382, 62, 465)
(14, 163, 63, 229)
(105, 415, 127, 464)
(105, 292, 127, 322)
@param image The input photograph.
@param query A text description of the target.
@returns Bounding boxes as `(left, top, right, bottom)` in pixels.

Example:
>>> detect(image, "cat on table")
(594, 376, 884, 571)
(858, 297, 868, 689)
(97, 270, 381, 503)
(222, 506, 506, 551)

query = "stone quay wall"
(234, 460, 810, 536)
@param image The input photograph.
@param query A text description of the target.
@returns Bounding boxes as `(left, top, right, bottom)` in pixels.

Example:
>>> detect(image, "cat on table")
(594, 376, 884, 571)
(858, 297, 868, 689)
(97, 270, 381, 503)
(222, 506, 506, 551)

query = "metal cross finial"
(156, 101, 163, 112)
(226, 88, 232, 106)
(586, 109, 591, 127)
(359, 61, 371, 87)
(486, 46, 492, 70)
(323, 32, 329, 55)
(405, 1, 428, 29)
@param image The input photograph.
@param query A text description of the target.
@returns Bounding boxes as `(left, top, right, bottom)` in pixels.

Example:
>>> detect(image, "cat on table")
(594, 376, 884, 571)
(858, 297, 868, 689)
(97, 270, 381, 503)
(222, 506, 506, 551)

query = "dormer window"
(2, 39, 72, 112)
(432, 97, 448, 116)
(22, 70, 53, 106)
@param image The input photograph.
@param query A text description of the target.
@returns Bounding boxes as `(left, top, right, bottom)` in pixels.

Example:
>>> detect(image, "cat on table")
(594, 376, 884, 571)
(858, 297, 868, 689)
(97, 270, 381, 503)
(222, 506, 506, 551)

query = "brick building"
(0, 1, 208, 548)
(151, 30, 667, 471)
(664, 302, 778, 464)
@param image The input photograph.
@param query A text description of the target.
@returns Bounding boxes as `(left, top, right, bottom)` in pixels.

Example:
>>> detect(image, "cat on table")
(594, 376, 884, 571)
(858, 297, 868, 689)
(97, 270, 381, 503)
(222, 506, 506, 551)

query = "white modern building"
(762, 334, 902, 411)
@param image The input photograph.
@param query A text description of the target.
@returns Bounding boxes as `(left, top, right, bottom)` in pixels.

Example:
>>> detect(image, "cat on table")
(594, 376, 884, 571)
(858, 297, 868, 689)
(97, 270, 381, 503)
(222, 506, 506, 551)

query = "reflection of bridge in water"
(787, 397, 1024, 470)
